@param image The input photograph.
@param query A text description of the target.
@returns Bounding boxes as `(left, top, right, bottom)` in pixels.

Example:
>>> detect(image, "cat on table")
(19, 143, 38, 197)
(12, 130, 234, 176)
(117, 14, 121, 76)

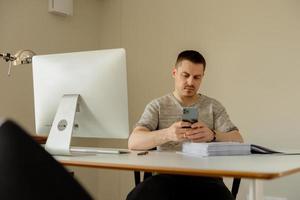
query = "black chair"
(134, 159, 241, 199)
(0, 120, 93, 200)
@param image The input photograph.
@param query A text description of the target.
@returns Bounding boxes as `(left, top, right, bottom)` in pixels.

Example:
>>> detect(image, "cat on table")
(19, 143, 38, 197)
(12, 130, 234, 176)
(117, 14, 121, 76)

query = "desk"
(55, 151, 300, 200)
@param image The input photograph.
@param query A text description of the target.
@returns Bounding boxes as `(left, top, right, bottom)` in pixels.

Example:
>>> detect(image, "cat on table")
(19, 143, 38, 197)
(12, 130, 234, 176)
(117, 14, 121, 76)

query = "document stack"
(182, 142, 251, 156)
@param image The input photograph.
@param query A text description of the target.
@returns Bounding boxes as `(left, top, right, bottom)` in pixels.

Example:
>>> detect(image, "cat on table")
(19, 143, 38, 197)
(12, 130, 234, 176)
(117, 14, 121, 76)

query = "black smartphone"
(182, 107, 198, 124)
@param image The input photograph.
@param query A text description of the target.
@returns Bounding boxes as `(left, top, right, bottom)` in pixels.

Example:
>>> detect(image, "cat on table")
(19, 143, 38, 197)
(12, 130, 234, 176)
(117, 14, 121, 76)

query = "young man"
(127, 50, 243, 200)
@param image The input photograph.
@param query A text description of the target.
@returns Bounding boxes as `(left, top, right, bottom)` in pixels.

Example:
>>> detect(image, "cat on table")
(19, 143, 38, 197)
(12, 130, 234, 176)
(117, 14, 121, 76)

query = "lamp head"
(1, 49, 36, 76)
(12, 50, 36, 66)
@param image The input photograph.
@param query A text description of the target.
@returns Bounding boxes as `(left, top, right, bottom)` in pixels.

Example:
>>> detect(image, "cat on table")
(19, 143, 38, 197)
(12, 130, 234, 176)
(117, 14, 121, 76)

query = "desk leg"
(248, 179, 263, 200)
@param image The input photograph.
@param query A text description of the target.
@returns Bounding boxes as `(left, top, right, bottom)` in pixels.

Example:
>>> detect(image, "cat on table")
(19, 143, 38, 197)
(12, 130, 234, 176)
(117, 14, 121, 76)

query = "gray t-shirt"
(136, 93, 238, 151)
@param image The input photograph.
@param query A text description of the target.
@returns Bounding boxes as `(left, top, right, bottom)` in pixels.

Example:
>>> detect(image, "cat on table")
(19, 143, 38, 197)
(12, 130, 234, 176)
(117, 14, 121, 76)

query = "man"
(127, 50, 243, 200)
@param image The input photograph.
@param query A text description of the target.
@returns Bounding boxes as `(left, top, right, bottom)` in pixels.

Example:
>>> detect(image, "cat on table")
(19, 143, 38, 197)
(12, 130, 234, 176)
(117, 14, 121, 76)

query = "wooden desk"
(55, 151, 300, 200)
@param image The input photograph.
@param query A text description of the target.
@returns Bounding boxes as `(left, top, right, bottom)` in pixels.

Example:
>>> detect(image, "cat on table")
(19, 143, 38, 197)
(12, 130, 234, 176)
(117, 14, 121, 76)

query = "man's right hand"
(128, 121, 191, 150)
(166, 121, 192, 142)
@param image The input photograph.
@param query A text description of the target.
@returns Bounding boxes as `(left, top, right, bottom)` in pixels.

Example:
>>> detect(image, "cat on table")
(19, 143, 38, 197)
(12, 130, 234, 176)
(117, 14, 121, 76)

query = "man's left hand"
(185, 121, 215, 142)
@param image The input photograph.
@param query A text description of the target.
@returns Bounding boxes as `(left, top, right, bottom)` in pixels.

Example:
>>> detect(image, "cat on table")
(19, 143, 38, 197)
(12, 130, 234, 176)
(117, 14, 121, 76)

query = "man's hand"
(166, 121, 192, 142)
(185, 121, 214, 142)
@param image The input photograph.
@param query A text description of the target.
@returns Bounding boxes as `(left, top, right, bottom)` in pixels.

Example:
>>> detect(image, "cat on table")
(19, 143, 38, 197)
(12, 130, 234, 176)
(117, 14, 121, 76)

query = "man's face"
(172, 60, 204, 98)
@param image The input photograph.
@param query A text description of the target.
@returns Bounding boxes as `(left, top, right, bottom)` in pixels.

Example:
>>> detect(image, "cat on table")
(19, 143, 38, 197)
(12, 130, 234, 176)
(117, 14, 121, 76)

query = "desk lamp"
(0, 49, 36, 76)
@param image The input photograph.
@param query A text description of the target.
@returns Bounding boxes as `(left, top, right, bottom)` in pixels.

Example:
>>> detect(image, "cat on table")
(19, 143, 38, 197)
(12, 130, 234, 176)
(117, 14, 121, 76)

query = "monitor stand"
(44, 94, 129, 156)
(45, 94, 79, 156)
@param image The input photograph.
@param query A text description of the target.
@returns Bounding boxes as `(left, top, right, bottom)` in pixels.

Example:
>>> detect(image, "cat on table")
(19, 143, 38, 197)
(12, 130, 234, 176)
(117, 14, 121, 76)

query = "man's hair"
(175, 50, 206, 70)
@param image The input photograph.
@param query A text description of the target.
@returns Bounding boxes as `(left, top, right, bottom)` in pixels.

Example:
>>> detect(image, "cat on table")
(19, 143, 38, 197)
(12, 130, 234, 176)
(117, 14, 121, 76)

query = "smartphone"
(182, 107, 198, 124)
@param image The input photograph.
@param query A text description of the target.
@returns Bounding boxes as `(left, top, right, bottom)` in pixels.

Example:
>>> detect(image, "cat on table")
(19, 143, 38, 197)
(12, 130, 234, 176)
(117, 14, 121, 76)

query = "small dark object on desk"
(137, 151, 148, 156)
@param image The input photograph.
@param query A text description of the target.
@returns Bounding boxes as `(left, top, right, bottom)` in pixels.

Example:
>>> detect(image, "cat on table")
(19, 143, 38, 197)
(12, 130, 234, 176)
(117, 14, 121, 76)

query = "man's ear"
(172, 67, 177, 77)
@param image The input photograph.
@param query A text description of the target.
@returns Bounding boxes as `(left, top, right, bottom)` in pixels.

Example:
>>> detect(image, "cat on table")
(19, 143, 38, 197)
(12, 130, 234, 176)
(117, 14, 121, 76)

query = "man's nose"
(187, 77, 194, 85)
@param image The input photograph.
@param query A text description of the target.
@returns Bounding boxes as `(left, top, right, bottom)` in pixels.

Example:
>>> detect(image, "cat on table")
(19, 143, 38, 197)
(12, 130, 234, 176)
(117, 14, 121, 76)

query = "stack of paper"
(182, 142, 251, 156)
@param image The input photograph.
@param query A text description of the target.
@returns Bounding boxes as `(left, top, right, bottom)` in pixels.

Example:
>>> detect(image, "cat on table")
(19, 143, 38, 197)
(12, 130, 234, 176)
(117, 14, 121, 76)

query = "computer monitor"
(32, 48, 129, 155)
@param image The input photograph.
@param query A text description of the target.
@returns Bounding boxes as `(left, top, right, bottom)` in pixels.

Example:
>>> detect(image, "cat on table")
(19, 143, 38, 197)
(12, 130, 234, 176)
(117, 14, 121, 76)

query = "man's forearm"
(128, 128, 244, 150)
(215, 130, 244, 143)
(128, 128, 170, 150)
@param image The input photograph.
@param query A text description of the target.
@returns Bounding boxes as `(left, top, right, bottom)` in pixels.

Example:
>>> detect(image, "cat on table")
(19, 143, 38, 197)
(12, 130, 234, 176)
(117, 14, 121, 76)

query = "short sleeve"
(135, 100, 159, 131)
(213, 100, 239, 132)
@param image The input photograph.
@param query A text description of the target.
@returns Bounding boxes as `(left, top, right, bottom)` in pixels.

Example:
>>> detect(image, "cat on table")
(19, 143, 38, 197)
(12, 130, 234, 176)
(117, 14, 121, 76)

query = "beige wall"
(1, 0, 300, 199)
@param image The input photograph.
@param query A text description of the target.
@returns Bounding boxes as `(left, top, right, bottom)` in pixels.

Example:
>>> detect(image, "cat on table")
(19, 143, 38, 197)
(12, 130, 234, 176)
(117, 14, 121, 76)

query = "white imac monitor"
(32, 48, 129, 155)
